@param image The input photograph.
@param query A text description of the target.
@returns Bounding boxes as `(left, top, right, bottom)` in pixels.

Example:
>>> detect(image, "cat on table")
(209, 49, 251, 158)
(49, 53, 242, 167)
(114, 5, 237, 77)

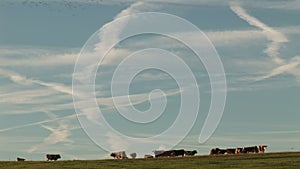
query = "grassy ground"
(1, 152, 299, 169)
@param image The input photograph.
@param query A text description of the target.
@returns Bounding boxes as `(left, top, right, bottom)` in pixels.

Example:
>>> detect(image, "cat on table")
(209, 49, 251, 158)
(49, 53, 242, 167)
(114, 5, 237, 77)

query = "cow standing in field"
(46, 154, 61, 161)
(144, 155, 154, 158)
(17, 157, 25, 161)
(241, 146, 259, 153)
(130, 153, 137, 159)
(173, 149, 185, 157)
(110, 151, 128, 159)
(226, 148, 236, 154)
(210, 148, 226, 155)
(156, 150, 174, 158)
(184, 150, 197, 156)
(153, 150, 165, 158)
(154, 149, 185, 158)
(210, 148, 218, 155)
(258, 145, 267, 153)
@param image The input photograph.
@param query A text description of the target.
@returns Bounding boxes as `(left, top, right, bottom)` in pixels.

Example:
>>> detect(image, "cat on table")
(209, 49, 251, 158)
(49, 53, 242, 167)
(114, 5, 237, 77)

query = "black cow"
(173, 149, 185, 157)
(210, 148, 218, 155)
(156, 150, 174, 158)
(17, 157, 25, 161)
(241, 146, 259, 153)
(153, 150, 166, 158)
(46, 154, 61, 161)
(154, 149, 184, 158)
(210, 148, 226, 155)
(130, 153, 137, 159)
(226, 148, 236, 154)
(184, 150, 197, 156)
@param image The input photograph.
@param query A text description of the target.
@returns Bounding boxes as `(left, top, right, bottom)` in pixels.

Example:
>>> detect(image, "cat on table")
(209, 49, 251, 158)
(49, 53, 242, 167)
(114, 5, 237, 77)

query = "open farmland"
(1, 152, 299, 169)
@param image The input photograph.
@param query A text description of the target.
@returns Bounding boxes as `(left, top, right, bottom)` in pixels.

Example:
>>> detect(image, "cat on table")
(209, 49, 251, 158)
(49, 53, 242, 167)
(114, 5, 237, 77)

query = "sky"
(0, 0, 300, 160)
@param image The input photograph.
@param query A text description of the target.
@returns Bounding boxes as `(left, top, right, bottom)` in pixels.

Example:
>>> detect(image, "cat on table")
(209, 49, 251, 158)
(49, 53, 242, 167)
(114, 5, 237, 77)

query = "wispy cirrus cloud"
(230, 3, 300, 83)
(0, 46, 78, 67)
(0, 113, 77, 133)
(255, 56, 300, 81)
(27, 111, 80, 153)
(230, 3, 288, 65)
(0, 68, 72, 95)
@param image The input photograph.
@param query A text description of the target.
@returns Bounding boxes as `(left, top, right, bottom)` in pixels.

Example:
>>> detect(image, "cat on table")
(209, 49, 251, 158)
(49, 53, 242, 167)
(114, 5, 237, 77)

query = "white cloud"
(27, 111, 80, 153)
(0, 113, 77, 133)
(230, 3, 288, 65)
(230, 3, 300, 84)
(98, 88, 181, 110)
(255, 56, 300, 81)
(106, 132, 129, 151)
(0, 89, 55, 104)
(0, 68, 73, 95)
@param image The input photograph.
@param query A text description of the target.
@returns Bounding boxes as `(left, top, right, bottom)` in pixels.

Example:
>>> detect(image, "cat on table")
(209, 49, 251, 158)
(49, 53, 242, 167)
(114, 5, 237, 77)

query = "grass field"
(1, 152, 299, 169)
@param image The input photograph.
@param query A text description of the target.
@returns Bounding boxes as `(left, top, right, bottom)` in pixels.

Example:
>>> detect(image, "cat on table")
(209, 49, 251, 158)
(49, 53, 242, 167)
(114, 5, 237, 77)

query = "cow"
(110, 151, 128, 159)
(210, 148, 226, 155)
(258, 145, 267, 153)
(241, 146, 259, 153)
(130, 153, 137, 159)
(153, 150, 166, 158)
(218, 149, 226, 154)
(156, 150, 174, 158)
(235, 148, 243, 154)
(184, 150, 197, 156)
(17, 157, 25, 161)
(144, 155, 154, 158)
(173, 149, 185, 157)
(226, 148, 236, 154)
(210, 148, 218, 155)
(46, 154, 61, 161)
(154, 149, 185, 158)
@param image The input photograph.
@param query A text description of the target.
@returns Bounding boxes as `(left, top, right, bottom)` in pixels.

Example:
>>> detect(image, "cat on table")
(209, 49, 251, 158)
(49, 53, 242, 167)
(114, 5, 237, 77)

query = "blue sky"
(0, 0, 300, 160)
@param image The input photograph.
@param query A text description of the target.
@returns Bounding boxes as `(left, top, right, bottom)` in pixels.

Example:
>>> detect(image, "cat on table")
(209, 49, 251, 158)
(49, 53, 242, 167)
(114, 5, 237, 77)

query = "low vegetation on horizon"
(1, 152, 299, 169)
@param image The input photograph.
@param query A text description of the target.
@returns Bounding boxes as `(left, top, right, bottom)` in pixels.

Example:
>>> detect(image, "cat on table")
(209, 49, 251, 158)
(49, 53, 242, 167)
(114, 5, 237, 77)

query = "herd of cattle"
(110, 145, 267, 160)
(16, 145, 267, 161)
(110, 149, 198, 159)
(210, 145, 267, 155)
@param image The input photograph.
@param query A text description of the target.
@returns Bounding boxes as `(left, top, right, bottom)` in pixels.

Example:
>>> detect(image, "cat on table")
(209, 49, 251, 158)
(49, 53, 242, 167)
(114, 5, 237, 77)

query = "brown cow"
(258, 145, 267, 153)
(235, 147, 243, 154)
(144, 154, 154, 158)
(110, 151, 128, 159)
